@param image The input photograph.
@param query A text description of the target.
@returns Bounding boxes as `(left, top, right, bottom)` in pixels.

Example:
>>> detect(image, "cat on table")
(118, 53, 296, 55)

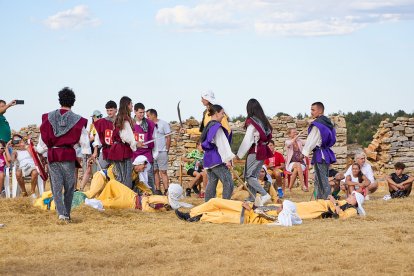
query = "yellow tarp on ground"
(97, 180, 136, 209)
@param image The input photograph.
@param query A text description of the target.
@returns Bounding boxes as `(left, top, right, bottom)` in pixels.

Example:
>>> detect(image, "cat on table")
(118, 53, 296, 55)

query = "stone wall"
(365, 117, 414, 175)
(168, 115, 348, 186)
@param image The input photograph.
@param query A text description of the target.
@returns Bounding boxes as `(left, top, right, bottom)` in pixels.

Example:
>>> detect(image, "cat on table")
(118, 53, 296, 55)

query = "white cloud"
(44, 5, 101, 30)
(155, 0, 414, 36)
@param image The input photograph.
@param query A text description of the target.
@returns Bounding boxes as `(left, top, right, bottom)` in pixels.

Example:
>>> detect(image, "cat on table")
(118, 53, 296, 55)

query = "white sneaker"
(364, 195, 370, 201)
(260, 194, 271, 206)
(31, 193, 37, 199)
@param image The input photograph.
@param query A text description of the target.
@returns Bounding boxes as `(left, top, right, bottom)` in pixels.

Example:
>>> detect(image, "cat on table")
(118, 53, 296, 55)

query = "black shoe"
(187, 214, 202, 222)
(175, 209, 190, 221)
(192, 186, 200, 194)
(185, 188, 191, 197)
(155, 190, 163, 195)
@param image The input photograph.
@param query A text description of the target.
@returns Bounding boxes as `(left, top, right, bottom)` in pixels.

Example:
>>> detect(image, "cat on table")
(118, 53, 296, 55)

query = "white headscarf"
(167, 184, 193, 210)
(268, 200, 302, 227)
(262, 165, 273, 183)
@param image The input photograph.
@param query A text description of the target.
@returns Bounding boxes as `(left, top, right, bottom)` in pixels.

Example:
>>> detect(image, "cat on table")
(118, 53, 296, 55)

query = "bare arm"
(0, 100, 16, 115)
(166, 135, 171, 152)
(345, 175, 357, 187)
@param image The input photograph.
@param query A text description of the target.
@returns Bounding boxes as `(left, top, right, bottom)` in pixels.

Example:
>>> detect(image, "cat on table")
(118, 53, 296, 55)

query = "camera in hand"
(15, 100, 24, 105)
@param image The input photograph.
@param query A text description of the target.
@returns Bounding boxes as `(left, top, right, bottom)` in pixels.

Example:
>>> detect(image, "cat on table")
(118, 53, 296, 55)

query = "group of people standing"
(33, 89, 173, 222)
(2, 88, 371, 225)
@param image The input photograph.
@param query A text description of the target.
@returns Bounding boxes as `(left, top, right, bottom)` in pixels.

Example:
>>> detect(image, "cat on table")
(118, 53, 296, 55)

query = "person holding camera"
(0, 99, 21, 143)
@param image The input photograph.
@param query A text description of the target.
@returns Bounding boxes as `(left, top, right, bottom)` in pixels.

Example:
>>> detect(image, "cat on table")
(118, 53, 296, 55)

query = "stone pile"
(12, 124, 40, 144)
(365, 117, 414, 175)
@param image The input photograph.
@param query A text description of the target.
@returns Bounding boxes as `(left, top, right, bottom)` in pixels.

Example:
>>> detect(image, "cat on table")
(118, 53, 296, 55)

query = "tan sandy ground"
(1, 183, 413, 276)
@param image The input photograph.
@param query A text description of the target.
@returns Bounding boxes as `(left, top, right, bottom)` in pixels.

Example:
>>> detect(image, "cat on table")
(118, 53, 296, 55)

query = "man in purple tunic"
(302, 102, 336, 199)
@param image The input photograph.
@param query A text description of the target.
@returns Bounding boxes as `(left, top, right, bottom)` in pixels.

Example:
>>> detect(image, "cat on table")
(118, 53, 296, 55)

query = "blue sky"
(1, 0, 413, 130)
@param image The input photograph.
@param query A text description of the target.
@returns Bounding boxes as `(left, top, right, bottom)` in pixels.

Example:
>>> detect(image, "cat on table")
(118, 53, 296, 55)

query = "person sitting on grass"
(341, 163, 370, 197)
(344, 152, 376, 200)
(386, 162, 413, 198)
(182, 141, 206, 198)
(328, 166, 345, 199)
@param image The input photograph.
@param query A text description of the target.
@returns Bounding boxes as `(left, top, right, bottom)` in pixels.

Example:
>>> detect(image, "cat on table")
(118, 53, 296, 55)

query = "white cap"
(201, 90, 218, 105)
(132, 155, 148, 166)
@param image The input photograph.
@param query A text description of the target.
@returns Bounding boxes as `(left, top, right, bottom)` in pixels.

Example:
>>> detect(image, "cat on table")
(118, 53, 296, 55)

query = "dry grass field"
(1, 182, 413, 276)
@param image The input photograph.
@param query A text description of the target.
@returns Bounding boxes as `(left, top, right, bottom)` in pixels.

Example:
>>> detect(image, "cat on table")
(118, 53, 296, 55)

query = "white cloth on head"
(262, 165, 273, 183)
(352, 191, 366, 216)
(167, 183, 193, 210)
(268, 200, 302, 227)
(133, 155, 148, 166)
(201, 89, 218, 105)
(139, 163, 152, 189)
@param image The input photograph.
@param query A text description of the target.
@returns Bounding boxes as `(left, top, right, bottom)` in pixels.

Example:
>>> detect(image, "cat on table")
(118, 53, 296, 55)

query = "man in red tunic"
(91, 100, 117, 169)
(37, 88, 90, 222)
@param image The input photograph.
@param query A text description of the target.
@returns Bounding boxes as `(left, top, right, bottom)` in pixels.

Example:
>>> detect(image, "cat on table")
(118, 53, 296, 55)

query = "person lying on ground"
(84, 155, 152, 198)
(387, 162, 413, 198)
(175, 191, 365, 224)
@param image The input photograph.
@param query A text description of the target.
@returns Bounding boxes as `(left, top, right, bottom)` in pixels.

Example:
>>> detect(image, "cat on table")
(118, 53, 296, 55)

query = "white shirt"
(344, 163, 375, 184)
(120, 121, 137, 152)
(237, 125, 259, 159)
(302, 127, 322, 158)
(36, 127, 91, 155)
(206, 128, 235, 169)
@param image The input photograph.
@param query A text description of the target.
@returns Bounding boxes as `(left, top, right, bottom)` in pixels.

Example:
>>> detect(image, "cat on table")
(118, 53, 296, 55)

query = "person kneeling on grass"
(175, 191, 365, 224)
(386, 162, 413, 199)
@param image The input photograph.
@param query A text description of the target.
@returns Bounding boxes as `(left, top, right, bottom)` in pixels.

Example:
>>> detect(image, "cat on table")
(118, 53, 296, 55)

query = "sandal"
(302, 186, 309, 192)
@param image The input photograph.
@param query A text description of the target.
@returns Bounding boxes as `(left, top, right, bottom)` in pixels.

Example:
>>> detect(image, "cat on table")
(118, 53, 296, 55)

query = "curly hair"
(58, 87, 76, 107)
(105, 100, 117, 109)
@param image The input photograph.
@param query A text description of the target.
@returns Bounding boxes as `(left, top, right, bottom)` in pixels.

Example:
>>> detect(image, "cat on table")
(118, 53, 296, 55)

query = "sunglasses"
(0, 147, 5, 150)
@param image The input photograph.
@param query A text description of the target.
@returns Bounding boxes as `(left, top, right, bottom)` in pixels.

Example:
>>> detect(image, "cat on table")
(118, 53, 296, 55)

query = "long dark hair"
(208, 104, 223, 117)
(115, 96, 133, 130)
(246, 98, 272, 132)
(352, 163, 364, 183)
